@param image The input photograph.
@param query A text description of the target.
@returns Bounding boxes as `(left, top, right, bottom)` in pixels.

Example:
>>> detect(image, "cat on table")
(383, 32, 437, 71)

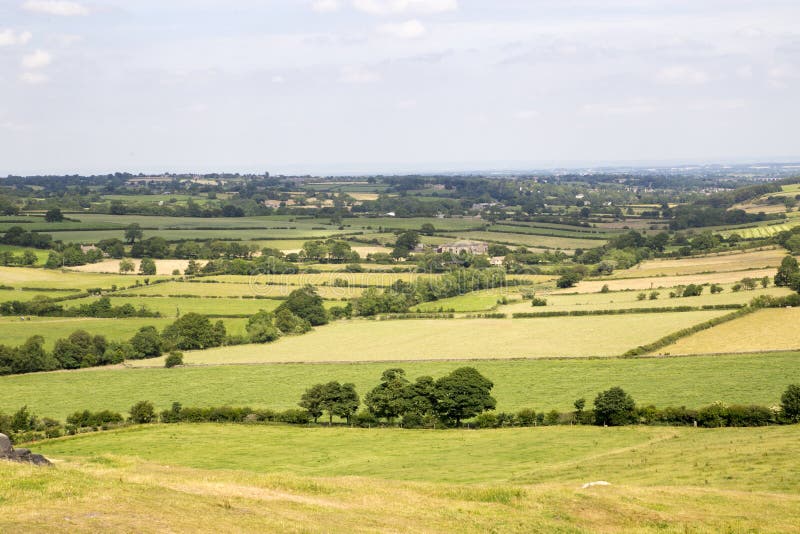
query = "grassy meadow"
(3, 352, 798, 419)
(1, 425, 798, 532)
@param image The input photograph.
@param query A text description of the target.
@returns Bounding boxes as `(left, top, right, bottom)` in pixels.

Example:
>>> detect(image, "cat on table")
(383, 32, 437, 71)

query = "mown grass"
(4, 352, 798, 419)
(118, 280, 364, 299)
(0, 316, 248, 348)
(153, 311, 727, 364)
(659, 308, 800, 355)
(63, 296, 343, 317)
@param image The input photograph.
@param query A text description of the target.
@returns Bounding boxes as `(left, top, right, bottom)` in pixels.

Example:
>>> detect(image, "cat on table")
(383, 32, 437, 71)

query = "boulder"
(0, 433, 52, 466)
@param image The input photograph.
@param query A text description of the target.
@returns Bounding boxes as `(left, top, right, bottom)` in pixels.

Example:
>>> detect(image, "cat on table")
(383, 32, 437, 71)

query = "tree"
(593, 387, 636, 426)
(781, 384, 800, 422)
(124, 223, 143, 244)
(274, 308, 311, 334)
(129, 326, 162, 359)
(299, 383, 327, 423)
(44, 208, 64, 222)
(433, 367, 496, 426)
(276, 286, 328, 326)
(162, 313, 225, 350)
(20, 250, 38, 266)
(164, 351, 184, 368)
(331, 383, 360, 425)
(392, 231, 420, 259)
(574, 398, 586, 416)
(139, 257, 156, 275)
(119, 259, 135, 273)
(420, 223, 435, 236)
(364, 368, 410, 423)
(775, 255, 800, 288)
(129, 401, 156, 424)
(52, 330, 106, 369)
(246, 310, 282, 343)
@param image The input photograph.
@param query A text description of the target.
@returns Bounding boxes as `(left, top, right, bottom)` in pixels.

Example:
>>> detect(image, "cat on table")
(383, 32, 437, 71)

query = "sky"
(1, 0, 799, 175)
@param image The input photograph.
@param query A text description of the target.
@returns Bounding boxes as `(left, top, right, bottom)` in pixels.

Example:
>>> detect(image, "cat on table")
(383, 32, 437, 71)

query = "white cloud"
(515, 110, 540, 121)
(22, 0, 89, 16)
(396, 99, 417, 109)
(352, 0, 457, 16)
(583, 98, 657, 116)
(736, 65, 753, 79)
(656, 65, 709, 85)
(21, 49, 52, 69)
(311, 0, 340, 13)
(339, 65, 380, 83)
(20, 71, 48, 84)
(378, 19, 425, 39)
(0, 29, 32, 46)
(271, 75, 286, 83)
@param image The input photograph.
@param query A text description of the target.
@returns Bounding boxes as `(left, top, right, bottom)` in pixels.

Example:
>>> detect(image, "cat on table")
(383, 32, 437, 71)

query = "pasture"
(658, 308, 800, 355)
(140, 311, 728, 365)
(0, 316, 248, 349)
(3, 352, 798, 419)
(450, 230, 602, 250)
(563, 268, 777, 293)
(2, 425, 798, 532)
(68, 259, 207, 276)
(118, 280, 364, 299)
(608, 248, 787, 278)
(0, 266, 169, 291)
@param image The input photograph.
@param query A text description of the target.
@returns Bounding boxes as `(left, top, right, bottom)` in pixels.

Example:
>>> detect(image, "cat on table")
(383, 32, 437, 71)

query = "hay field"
(609, 248, 787, 278)
(151, 311, 728, 364)
(63, 296, 342, 317)
(4, 352, 798, 419)
(69, 259, 207, 275)
(119, 280, 363, 299)
(0, 266, 169, 290)
(450, 231, 601, 250)
(207, 272, 437, 286)
(657, 308, 800, 355)
(2, 425, 797, 532)
(564, 268, 777, 294)
(0, 316, 248, 348)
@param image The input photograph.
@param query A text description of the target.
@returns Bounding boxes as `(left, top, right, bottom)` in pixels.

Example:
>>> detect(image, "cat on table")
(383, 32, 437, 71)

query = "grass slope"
(3, 352, 798, 419)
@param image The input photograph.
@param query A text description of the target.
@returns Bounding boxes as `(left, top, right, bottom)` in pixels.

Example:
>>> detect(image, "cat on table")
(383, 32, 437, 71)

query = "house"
(490, 256, 505, 266)
(263, 200, 283, 209)
(436, 241, 489, 255)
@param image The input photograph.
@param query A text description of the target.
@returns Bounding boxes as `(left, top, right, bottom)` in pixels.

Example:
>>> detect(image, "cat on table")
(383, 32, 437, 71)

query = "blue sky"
(1, 0, 799, 175)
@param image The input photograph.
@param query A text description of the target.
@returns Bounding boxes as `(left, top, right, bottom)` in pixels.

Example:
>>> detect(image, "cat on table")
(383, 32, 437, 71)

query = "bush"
(473, 412, 498, 428)
(781, 384, 800, 422)
(129, 401, 156, 424)
(531, 297, 547, 307)
(164, 351, 184, 368)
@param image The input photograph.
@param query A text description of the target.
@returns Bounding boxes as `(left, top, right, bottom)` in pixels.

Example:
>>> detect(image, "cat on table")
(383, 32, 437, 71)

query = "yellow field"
(118, 280, 364, 299)
(0, 266, 169, 290)
(68, 259, 208, 275)
(131, 311, 729, 365)
(658, 308, 800, 355)
(609, 248, 787, 279)
(565, 268, 777, 294)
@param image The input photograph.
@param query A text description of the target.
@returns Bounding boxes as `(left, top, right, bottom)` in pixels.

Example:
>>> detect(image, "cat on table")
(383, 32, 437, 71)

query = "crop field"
(64, 296, 342, 317)
(722, 220, 800, 239)
(68, 259, 207, 276)
(131, 311, 728, 365)
(207, 272, 438, 286)
(0, 316, 248, 348)
(658, 308, 800, 355)
(118, 280, 363, 299)
(499, 285, 793, 314)
(450, 231, 602, 250)
(0, 266, 169, 291)
(346, 217, 483, 232)
(0, 288, 80, 302)
(608, 248, 788, 278)
(3, 352, 798, 419)
(488, 224, 614, 239)
(563, 268, 778, 294)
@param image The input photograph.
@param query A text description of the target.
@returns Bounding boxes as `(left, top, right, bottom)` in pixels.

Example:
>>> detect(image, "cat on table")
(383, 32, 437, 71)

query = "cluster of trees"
(301, 367, 497, 427)
(351, 268, 506, 316)
(774, 255, 800, 292)
(0, 295, 159, 318)
(0, 226, 53, 249)
(0, 249, 38, 266)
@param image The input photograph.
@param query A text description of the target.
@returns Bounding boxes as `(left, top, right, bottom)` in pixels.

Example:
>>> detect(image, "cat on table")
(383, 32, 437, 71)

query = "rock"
(0, 433, 52, 466)
(581, 481, 611, 489)
(0, 433, 12, 456)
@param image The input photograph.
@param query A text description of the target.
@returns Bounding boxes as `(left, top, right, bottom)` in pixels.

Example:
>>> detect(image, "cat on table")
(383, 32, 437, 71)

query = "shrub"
(164, 351, 184, 368)
(129, 401, 156, 424)
(530, 297, 547, 307)
(781, 384, 800, 422)
(516, 408, 536, 426)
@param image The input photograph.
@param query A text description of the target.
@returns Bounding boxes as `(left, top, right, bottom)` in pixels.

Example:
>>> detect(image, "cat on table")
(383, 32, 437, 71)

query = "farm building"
(436, 241, 489, 255)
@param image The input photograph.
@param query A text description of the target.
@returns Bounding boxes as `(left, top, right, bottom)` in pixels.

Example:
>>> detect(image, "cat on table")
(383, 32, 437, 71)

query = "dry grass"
(608, 248, 787, 279)
(658, 308, 800, 355)
(68, 259, 207, 275)
(141, 311, 728, 365)
(563, 268, 777, 294)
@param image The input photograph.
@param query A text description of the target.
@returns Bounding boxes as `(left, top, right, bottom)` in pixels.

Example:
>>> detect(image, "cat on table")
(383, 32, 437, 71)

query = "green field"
(0, 244, 50, 264)
(118, 280, 364, 299)
(451, 230, 603, 250)
(0, 316, 248, 349)
(0, 266, 170, 291)
(1, 424, 797, 532)
(63, 296, 342, 317)
(4, 352, 798, 419)
(415, 289, 509, 312)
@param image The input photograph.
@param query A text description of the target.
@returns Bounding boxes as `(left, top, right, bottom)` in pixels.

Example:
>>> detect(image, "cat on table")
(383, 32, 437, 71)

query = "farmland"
(2, 425, 799, 532)
(3, 352, 798, 419)
(134, 311, 728, 365)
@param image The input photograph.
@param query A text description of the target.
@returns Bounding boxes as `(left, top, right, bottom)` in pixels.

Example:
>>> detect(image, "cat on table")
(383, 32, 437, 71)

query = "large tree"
(775, 255, 800, 289)
(594, 387, 637, 426)
(276, 286, 328, 326)
(364, 368, 411, 423)
(433, 367, 496, 426)
(124, 223, 143, 244)
(162, 313, 226, 350)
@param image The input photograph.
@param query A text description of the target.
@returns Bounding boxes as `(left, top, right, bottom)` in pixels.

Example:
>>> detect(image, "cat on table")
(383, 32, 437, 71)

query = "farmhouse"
(436, 240, 489, 255)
